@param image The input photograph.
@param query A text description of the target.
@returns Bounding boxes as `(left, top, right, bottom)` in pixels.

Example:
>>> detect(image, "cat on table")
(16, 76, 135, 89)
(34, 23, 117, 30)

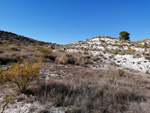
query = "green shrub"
(0, 58, 42, 93)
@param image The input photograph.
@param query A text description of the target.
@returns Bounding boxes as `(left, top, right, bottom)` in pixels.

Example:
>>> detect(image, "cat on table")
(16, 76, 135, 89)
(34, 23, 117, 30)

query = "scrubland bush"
(111, 48, 121, 54)
(10, 46, 20, 51)
(104, 46, 136, 55)
(0, 58, 42, 93)
(113, 44, 123, 48)
(49, 51, 93, 66)
(56, 54, 68, 64)
(104, 48, 122, 54)
(118, 68, 125, 77)
(126, 48, 136, 54)
(136, 44, 145, 48)
(42, 52, 57, 62)
(27, 66, 146, 113)
(58, 49, 65, 52)
(37, 46, 51, 53)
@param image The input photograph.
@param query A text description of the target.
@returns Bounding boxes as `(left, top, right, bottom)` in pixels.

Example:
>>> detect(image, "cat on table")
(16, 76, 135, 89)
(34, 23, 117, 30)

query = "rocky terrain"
(65, 36, 150, 73)
(1, 31, 150, 113)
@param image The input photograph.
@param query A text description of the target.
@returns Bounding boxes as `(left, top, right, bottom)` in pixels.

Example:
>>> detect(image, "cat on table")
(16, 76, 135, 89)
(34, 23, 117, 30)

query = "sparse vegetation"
(104, 47, 135, 54)
(1, 96, 12, 113)
(0, 58, 42, 93)
(25, 65, 148, 113)
(125, 47, 136, 54)
(1, 30, 150, 113)
(37, 46, 51, 53)
(0, 30, 54, 46)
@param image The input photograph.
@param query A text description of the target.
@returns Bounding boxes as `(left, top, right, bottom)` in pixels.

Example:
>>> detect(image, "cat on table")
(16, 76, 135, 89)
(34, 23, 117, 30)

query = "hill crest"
(65, 36, 150, 73)
(0, 30, 56, 46)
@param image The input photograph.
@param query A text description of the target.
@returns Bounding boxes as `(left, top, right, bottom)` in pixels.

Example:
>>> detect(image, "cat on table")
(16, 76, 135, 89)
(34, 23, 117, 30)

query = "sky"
(0, 0, 150, 44)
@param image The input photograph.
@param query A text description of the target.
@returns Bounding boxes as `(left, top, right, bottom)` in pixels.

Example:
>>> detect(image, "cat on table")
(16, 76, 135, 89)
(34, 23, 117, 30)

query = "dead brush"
(37, 46, 51, 53)
(54, 51, 92, 66)
(27, 66, 146, 113)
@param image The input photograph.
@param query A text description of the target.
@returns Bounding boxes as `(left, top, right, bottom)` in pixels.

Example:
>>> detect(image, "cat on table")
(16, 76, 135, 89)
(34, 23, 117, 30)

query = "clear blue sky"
(0, 0, 150, 44)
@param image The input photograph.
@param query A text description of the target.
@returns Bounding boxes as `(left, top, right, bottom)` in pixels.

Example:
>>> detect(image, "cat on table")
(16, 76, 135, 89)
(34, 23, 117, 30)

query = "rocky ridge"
(65, 36, 150, 73)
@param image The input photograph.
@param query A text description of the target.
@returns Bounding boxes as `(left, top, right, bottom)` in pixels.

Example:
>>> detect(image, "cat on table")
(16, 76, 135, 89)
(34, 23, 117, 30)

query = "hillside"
(65, 36, 150, 73)
(0, 30, 54, 46)
(0, 30, 60, 65)
(0, 31, 150, 113)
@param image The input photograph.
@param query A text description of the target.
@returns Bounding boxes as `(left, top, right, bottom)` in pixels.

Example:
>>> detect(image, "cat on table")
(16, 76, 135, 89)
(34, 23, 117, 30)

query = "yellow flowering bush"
(0, 58, 42, 93)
